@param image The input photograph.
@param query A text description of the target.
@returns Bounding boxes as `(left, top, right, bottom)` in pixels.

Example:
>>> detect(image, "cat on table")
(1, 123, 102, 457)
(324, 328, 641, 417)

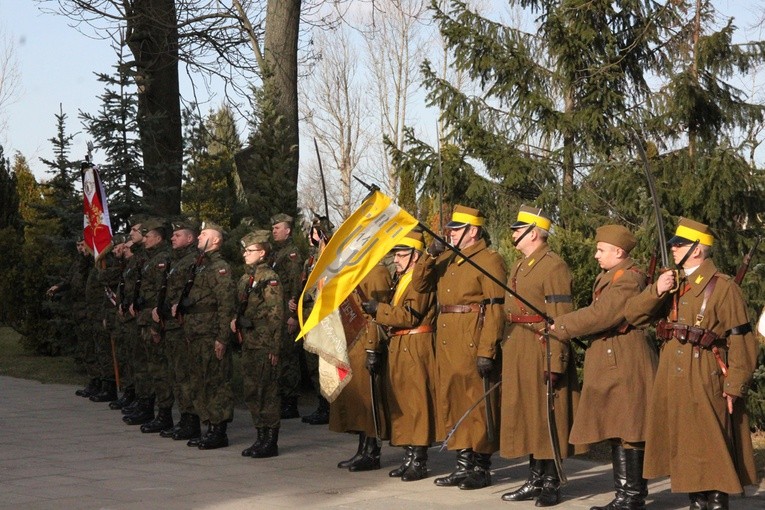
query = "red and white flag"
(82, 164, 113, 263)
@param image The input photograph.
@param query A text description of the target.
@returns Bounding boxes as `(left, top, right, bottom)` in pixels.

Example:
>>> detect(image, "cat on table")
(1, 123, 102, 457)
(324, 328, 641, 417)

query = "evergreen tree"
(0, 147, 22, 325)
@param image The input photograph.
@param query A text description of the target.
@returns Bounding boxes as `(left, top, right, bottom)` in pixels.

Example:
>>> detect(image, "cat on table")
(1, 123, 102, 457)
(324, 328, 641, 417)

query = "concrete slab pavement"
(0, 376, 762, 509)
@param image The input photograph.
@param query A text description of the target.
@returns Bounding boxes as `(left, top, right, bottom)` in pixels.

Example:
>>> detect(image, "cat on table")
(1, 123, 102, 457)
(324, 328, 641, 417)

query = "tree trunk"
(126, 0, 182, 216)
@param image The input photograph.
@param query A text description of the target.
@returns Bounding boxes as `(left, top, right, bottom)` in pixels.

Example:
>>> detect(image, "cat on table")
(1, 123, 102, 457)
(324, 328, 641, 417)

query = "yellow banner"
(296, 191, 418, 340)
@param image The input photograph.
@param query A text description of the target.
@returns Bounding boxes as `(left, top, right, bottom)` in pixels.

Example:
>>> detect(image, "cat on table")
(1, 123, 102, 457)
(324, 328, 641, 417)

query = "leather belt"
(440, 304, 481, 313)
(507, 313, 544, 324)
(390, 325, 434, 336)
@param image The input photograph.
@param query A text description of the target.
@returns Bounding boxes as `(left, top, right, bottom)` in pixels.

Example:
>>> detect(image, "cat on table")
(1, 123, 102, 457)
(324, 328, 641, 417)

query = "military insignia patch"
(268, 280, 279, 286)
(218, 268, 228, 275)
(289, 252, 298, 260)
(158, 263, 166, 268)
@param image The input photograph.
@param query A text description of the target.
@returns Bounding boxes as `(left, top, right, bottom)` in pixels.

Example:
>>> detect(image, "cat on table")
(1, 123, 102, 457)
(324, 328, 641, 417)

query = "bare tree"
(0, 28, 21, 136)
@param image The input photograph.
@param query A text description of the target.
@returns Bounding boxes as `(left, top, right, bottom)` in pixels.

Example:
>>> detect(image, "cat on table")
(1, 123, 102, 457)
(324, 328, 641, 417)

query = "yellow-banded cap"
(391, 231, 425, 252)
(511, 205, 551, 231)
(668, 217, 714, 247)
(446, 205, 485, 228)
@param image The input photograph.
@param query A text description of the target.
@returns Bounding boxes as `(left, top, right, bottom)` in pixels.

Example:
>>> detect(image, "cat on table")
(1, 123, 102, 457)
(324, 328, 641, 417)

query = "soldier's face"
(243, 245, 265, 265)
(671, 243, 694, 266)
(198, 229, 219, 251)
(393, 250, 416, 273)
(129, 225, 143, 244)
(594, 242, 621, 270)
(143, 230, 162, 249)
(272, 222, 291, 242)
(171, 229, 195, 250)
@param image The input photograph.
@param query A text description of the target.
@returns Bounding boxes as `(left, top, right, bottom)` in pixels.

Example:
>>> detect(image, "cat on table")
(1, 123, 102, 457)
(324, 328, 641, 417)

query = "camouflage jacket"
(271, 238, 303, 321)
(137, 242, 172, 327)
(236, 260, 283, 352)
(181, 249, 236, 344)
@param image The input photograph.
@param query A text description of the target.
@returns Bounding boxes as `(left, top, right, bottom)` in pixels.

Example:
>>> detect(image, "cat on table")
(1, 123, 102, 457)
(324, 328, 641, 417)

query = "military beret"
(511, 205, 551, 231)
(446, 204, 485, 229)
(171, 218, 200, 235)
(596, 224, 636, 253)
(139, 217, 166, 236)
(241, 230, 271, 248)
(271, 213, 293, 226)
(668, 217, 714, 247)
(200, 220, 226, 236)
(392, 231, 425, 252)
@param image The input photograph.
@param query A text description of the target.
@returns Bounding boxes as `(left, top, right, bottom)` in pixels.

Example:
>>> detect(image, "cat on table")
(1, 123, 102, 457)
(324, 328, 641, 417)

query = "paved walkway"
(0, 376, 762, 509)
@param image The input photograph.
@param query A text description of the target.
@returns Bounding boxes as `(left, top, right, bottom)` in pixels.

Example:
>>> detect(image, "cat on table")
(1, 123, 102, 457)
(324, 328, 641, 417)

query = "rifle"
(234, 275, 265, 342)
(735, 237, 760, 285)
(174, 242, 209, 321)
(646, 245, 659, 285)
(131, 255, 144, 314)
(116, 257, 127, 314)
(155, 260, 172, 337)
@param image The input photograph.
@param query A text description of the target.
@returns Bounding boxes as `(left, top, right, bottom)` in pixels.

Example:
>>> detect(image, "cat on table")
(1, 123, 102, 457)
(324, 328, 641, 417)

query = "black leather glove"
(476, 356, 494, 378)
(362, 299, 378, 316)
(427, 238, 446, 258)
(544, 371, 562, 387)
(365, 350, 383, 375)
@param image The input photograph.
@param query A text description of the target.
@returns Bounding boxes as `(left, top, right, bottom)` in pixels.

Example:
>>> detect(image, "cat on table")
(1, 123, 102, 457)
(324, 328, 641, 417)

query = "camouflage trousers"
(75, 320, 99, 379)
(130, 321, 151, 398)
(113, 317, 137, 389)
(166, 327, 195, 414)
(278, 330, 302, 400)
(141, 325, 174, 409)
(188, 333, 234, 425)
(95, 313, 119, 382)
(242, 348, 280, 429)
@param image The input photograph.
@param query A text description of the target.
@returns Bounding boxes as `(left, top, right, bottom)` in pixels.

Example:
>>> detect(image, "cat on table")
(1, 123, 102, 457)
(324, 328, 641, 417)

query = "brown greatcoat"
(501, 244, 585, 460)
(412, 238, 506, 454)
(625, 258, 758, 494)
(554, 258, 657, 445)
(374, 269, 437, 447)
(329, 264, 392, 438)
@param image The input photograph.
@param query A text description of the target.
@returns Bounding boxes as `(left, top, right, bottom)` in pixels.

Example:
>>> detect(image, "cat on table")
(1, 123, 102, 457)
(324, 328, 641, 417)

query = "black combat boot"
(173, 413, 201, 441)
(109, 386, 135, 410)
(688, 492, 708, 510)
(389, 446, 414, 477)
(458, 452, 492, 490)
(434, 449, 474, 487)
(122, 397, 155, 425)
(242, 427, 267, 457)
(160, 412, 185, 438)
(75, 378, 101, 398)
(187, 422, 210, 447)
(706, 491, 728, 510)
(252, 427, 279, 458)
(348, 436, 381, 472)
(198, 422, 229, 450)
(535, 460, 561, 507)
(90, 379, 118, 402)
(338, 433, 366, 468)
(401, 446, 429, 482)
(503, 456, 545, 501)
(121, 396, 141, 415)
(302, 396, 330, 425)
(281, 396, 300, 420)
(141, 407, 173, 433)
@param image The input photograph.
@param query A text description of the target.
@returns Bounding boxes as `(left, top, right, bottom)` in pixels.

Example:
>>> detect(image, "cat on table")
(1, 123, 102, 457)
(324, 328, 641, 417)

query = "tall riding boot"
(109, 386, 135, 410)
(706, 491, 728, 510)
(302, 396, 330, 425)
(76, 378, 101, 398)
(348, 436, 381, 472)
(198, 422, 229, 450)
(337, 433, 366, 468)
(535, 459, 561, 507)
(281, 396, 300, 420)
(252, 427, 279, 458)
(389, 446, 414, 477)
(242, 427, 267, 457)
(122, 396, 155, 425)
(502, 456, 545, 501)
(621, 448, 647, 509)
(174, 413, 201, 441)
(590, 444, 628, 510)
(160, 412, 185, 438)
(141, 407, 173, 433)
(458, 452, 492, 490)
(188, 422, 210, 447)
(434, 449, 474, 487)
(688, 492, 708, 510)
(90, 379, 118, 402)
(401, 446, 429, 482)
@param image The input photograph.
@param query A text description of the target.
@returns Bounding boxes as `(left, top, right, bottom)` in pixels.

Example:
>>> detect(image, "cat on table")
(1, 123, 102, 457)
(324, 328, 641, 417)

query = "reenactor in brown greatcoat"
(361, 231, 437, 482)
(500, 205, 585, 507)
(330, 262, 392, 472)
(551, 225, 658, 510)
(624, 218, 758, 510)
(412, 205, 506, 491)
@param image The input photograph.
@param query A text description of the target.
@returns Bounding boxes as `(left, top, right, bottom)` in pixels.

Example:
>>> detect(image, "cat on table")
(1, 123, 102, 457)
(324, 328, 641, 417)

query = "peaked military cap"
(171, 218, 200, 235)
(271, 213, 293, 226)
(140, 217, 166, 236)
(392, 231, 426, 252)
(596, 224, 636, 253)
(668, 217, 714, 247)
(446, 205, 485, 229)
(200, 220, 226, 236)
(241, 230, 271, 248)
(511, 205, 551, 232)
(112, 233, 128, 246)
(128, 214, 147, 227)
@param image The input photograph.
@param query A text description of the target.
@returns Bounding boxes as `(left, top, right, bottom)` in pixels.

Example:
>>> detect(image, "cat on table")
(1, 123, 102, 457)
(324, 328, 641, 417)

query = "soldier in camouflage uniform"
(233, 230, 284, 459)
(110, 235, 138, 410)
(80, 250, 108, 400)
(173, 222, 236, 450)
(155, 219, 202, 440)
(270, 213, 305, 419)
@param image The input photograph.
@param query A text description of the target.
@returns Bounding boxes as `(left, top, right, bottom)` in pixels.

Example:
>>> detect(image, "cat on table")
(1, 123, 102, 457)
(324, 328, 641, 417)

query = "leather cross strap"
(506, 313, 544, 323)
(440, 304, 481, 313)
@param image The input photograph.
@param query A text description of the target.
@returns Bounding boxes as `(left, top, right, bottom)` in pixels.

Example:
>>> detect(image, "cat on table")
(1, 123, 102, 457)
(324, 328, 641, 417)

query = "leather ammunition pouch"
(656, 319, 719, 348)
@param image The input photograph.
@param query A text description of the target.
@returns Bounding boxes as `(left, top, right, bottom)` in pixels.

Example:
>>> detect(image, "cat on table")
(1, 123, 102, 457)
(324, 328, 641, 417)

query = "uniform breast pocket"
(604, 338, 617, 369)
